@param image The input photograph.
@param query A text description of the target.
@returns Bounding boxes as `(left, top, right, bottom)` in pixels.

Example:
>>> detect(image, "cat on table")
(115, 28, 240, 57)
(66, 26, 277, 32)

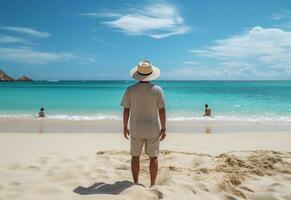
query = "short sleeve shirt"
(121, 82, 165, 138)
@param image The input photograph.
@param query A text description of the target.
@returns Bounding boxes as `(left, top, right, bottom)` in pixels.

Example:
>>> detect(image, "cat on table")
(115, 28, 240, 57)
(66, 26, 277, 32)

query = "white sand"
(0, 133, 291, 200)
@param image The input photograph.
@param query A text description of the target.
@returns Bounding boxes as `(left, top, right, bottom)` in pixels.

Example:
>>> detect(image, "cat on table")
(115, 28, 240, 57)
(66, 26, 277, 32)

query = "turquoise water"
(0, 81, 291, 122)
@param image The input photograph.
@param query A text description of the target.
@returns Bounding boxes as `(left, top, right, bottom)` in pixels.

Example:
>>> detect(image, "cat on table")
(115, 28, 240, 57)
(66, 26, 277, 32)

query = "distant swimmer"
(203, 104, 211, 116)
(38, 107, 45, 117)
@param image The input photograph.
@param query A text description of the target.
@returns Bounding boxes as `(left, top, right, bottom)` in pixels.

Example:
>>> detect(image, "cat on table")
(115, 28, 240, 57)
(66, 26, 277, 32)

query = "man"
(121, 60, 166, 187)
(203, 104, 211, 116)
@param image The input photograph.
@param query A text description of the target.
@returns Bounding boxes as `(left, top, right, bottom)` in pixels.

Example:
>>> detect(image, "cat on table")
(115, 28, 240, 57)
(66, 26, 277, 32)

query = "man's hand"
(123, 108, 130, 140)
(158, 108, 166, 141)
(159, 129, 166, 141)
(123, 128, 129, 140)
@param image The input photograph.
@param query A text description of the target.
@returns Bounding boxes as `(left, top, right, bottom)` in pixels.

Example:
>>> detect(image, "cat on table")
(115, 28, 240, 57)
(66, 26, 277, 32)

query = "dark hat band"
(137, 71, 153, 76)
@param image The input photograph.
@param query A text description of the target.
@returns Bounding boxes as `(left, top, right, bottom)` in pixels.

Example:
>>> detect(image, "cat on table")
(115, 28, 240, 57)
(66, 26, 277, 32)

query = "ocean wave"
(1, 113, 291, 122)
(168, 115, 291, 122)
(47, 114, 121, 120)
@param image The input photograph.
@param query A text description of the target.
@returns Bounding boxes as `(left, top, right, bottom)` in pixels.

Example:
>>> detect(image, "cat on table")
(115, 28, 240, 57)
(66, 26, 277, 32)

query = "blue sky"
(1, 0, 291, 80)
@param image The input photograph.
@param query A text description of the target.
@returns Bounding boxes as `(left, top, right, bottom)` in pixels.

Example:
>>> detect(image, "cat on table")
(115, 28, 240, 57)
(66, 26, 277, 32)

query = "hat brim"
(130, 65, 160, 81)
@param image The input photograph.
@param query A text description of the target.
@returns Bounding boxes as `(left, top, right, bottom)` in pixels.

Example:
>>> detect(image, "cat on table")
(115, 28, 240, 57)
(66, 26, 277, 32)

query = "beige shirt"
(121, 82, 165, 138)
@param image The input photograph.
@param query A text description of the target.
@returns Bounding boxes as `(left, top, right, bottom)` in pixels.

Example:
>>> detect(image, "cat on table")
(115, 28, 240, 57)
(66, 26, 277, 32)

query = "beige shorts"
(130, 136, 160, 157)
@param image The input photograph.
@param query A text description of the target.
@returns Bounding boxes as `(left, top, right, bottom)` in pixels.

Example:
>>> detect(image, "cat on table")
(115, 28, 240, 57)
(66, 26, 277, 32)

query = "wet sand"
(0, 118, 291, 134)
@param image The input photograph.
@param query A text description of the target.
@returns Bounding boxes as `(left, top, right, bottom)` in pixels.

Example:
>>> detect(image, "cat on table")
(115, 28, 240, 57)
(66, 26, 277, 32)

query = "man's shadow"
(73, 180, 139, 195)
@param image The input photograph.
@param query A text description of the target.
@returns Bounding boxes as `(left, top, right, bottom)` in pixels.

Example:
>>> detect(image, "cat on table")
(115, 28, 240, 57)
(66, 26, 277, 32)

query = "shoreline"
(1, 113, 291, 122)
(0, 118, 291, 134)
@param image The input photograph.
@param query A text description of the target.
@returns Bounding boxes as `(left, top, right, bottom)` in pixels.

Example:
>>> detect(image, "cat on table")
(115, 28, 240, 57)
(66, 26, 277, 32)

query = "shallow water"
(0, 81, 291, 122)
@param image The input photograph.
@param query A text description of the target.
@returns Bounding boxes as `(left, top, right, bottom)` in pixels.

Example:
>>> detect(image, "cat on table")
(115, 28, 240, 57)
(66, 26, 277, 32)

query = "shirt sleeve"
(157, 88, 165, 109)
(121, 88, 131, 108)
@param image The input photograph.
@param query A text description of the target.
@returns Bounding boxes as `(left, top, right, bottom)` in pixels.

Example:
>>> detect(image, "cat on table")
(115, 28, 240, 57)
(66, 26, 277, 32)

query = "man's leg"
(149, 156, 158, 186)
(131, 156, 140, 184)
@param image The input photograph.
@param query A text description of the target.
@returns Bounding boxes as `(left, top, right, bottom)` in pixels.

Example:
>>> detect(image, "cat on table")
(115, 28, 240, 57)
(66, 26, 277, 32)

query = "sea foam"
(1, 113, 291, 122)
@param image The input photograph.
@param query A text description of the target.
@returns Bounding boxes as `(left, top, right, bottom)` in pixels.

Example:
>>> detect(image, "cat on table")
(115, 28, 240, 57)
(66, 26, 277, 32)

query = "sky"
(1, 0, 291, 80)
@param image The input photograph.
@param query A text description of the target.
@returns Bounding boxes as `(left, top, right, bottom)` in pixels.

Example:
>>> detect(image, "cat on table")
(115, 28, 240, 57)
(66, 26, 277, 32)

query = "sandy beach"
(0, 132, 291, 200)
(1, 118, 291, 134)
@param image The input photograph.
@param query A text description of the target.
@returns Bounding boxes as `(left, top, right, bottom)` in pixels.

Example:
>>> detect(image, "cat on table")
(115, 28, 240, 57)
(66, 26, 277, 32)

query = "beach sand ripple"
(1, 149, 291, 199)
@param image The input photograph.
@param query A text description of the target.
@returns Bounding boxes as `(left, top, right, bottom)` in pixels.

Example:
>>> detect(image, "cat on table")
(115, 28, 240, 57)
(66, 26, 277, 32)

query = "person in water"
(38, 107, 45, 117)
(203, 104, 211, 116)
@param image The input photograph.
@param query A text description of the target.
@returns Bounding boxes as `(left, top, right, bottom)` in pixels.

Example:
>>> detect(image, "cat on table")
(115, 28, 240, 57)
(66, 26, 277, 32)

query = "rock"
(17, 75, 33, 82)
(0, 69, 15, 82)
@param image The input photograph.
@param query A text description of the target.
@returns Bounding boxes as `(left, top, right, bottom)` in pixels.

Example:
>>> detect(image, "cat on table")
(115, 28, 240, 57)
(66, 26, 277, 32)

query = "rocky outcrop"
(0, 69, 15, 82)
(17, 75, 33, 82)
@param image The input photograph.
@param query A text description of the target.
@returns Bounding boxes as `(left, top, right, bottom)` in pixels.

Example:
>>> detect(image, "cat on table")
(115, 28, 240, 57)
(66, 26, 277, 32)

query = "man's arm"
(123, 108, 130, 139)
(159, 108, 166, 141)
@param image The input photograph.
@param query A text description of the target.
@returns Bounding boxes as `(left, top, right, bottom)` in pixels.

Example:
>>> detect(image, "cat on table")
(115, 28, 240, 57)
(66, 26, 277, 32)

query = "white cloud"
(0, 27, 91, 66)
(187, 26, 291, 79)
(83, 3, 189, 39)
(1, 26, 50, 38)
(191, 26, 291, 64)
(164, 63, 284, 80)
(0, 35, 26, 43)
(0, 47, 74, 64)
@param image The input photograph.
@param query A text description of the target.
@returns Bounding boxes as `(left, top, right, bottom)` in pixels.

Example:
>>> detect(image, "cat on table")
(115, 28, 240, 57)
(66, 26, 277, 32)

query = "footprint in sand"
(146, 188, 163, 199)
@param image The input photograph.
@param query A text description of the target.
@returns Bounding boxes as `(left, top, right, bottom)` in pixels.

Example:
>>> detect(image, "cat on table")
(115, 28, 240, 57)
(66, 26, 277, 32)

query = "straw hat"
(130, 60, 160, 81)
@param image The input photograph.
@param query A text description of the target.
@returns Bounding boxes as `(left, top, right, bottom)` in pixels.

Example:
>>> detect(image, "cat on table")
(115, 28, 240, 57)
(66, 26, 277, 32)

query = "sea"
(0, 80, 291, 122)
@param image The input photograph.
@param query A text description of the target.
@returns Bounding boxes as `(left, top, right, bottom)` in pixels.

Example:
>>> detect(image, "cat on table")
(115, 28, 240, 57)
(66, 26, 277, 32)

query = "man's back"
(121, 82, 165, 138)
(121, 60, 166, 186)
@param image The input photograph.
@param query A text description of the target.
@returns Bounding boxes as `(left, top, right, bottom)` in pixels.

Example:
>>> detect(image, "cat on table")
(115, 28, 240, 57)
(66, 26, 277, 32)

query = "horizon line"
(2, 79, 291, 82)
